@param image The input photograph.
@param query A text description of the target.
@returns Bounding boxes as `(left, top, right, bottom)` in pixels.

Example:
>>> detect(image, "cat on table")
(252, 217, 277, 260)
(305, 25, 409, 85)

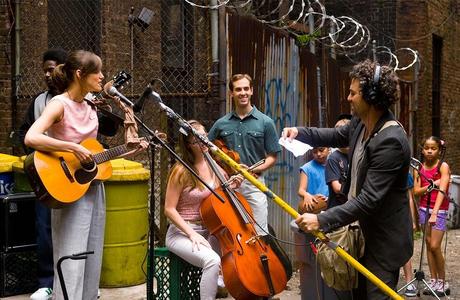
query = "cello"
(211, 139, 240, 175)
(200, 152, 287, 300)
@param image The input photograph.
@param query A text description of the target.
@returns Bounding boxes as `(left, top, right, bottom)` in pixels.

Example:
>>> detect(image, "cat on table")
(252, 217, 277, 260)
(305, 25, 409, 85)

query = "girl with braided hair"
(413, 136, 451, 297)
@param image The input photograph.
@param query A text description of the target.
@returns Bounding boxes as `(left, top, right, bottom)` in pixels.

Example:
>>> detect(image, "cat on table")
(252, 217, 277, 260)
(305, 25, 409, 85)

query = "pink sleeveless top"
(176, 183, 215, 222)
(419, 165, 449, 211)
(47, 95, 98, 143)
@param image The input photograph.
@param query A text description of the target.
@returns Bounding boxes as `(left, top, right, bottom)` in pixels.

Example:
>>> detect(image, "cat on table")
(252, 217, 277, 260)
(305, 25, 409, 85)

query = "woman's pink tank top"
(176, 183, 215, 222)
(47, 95, 98, 143)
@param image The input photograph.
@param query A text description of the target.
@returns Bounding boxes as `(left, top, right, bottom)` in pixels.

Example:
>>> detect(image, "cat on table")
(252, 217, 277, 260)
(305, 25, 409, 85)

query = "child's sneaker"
(30, 287, 52, 300)
(404, 283, 417, 297)
(422, 279, 438, 295)
(435, 280, 451, 297)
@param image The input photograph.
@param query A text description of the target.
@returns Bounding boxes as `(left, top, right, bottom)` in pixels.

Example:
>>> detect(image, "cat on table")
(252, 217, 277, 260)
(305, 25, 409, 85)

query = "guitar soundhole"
(75, 167, 98, 184)
(81, 160, 96, 172)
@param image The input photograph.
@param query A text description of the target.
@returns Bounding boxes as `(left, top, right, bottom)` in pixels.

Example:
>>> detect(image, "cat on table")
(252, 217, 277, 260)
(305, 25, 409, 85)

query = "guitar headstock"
(112, 70, 132, 89)
(87, 70, 132, 102)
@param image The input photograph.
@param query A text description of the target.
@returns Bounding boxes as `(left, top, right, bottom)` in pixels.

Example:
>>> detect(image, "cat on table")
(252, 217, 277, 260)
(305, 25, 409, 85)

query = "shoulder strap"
(378, 120, 400, 133)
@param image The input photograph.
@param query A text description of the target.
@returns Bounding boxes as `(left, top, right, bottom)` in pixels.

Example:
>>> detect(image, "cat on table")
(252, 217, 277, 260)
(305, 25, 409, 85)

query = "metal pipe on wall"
(11, 0, 21, 155)
(316, 66, 323, 127)
(308, 7, 315, 55)
(217, 1, 227, 115)
(411, 53, 420, 155)
(209, 0, 221, 100)
(210, 0, 218, 63)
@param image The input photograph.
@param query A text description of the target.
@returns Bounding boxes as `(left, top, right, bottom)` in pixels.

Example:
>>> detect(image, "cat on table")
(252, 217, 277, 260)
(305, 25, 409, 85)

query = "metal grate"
(0, 250, 38, 297)
(153, 247, 201, 300)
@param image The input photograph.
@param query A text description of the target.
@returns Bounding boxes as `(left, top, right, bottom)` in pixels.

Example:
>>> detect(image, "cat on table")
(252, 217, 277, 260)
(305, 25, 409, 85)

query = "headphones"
(367, 64, 381, 104)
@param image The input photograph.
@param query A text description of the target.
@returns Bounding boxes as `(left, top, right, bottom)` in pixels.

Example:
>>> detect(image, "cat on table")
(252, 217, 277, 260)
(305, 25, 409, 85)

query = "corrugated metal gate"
(226, 13, 412, 259)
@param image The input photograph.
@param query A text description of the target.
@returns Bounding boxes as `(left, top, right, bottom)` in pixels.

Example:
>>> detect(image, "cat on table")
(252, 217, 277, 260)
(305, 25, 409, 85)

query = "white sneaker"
(30, 287, 52, 300)
(98, 288, 101, 299)
(435, 280, 451, 297)
(422, 279, 438, 295)
(404, 283, 417, 297)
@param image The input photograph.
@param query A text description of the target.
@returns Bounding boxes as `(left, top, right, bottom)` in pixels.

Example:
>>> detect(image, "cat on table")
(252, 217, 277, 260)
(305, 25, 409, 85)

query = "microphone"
(150, 90, 162, 103)
(151, 91, 192, 133)
(104, 82, 134, 107)
(410, 157, 422, 170)
(150, 90, 170, 112)
(133, 86, 153, 112)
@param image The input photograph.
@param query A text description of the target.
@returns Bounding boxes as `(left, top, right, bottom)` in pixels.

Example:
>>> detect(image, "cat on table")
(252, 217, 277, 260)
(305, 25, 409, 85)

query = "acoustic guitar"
(24, 70, 133, 208)
(24, 138, 135, 208)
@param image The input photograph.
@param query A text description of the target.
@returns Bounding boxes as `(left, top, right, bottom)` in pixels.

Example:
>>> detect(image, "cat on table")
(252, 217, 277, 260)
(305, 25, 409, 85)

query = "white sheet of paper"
(278, 137, 312, 157)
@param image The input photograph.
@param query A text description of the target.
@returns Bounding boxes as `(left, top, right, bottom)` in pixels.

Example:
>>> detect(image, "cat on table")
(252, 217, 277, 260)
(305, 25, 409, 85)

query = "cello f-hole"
(236, 233, 244, 255)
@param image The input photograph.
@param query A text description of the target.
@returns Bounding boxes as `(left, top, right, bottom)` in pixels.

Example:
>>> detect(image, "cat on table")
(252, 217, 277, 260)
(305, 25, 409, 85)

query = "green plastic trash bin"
(100, 158, 150, 287)
(0, 154, 19, 195)
(12, 156, 33, 193)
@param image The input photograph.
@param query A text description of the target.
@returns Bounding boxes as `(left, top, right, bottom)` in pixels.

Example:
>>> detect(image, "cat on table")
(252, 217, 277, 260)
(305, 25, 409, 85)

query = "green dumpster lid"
(0, 154, 20, 173)
(109, 158, 150, 181)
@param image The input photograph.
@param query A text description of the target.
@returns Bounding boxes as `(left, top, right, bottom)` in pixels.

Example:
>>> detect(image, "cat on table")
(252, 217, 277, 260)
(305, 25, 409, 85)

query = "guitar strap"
(84, 98, 124, 125)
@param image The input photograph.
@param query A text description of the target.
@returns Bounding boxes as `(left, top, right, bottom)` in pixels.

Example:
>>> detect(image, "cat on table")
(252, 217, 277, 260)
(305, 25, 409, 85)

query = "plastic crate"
(153, 247, 202, 300)
(0, 249, 38, 297)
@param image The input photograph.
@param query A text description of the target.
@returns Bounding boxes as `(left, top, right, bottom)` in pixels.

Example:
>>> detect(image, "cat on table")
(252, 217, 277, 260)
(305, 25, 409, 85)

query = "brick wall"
(2, 1, 458, 173)
(325, 0, 460, 174)
(101, 0, 162, 93)
(0, 1, 213, 156)
(0, 2, 12, 154)
(396, 0, 460, 174)
(325, 0, 397, 64)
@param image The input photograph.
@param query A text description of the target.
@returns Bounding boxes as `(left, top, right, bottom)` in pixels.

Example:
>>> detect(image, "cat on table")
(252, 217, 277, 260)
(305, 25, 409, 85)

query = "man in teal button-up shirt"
(208, 73, 281, 236)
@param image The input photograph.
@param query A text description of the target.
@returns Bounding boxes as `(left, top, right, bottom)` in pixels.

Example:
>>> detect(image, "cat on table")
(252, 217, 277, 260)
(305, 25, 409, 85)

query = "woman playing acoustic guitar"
(25, 50, 148, 300)
(164, 120, 243, 300)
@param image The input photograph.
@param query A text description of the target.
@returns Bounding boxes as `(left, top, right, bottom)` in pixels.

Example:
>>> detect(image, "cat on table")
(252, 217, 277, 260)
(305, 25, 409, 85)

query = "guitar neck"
(92, 144, 130, 164)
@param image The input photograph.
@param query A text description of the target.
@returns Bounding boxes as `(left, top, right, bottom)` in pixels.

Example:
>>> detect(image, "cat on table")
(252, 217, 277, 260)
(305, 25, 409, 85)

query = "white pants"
(51, 182, 105, 300)
(166, 224, 221, 300)
(237, 176, 268, 235)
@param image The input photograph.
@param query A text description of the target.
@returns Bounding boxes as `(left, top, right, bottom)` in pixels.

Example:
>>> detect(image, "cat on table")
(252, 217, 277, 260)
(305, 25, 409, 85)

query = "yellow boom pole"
(209, 145, 403, 300)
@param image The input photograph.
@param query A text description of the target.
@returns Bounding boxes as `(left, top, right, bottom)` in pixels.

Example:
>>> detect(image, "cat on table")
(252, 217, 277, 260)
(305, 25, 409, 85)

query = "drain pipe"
(12, 1, 21, 154)
(411, 53, 420, 154)
(210, 0, 227, 115)
(209, 0, 220, 102)
(210, 0, 218, 64)
(209, 0, 227, 115)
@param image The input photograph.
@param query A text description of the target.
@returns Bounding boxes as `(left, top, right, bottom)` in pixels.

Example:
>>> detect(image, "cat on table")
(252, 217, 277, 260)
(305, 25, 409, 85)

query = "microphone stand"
(397, 159, 446, 299)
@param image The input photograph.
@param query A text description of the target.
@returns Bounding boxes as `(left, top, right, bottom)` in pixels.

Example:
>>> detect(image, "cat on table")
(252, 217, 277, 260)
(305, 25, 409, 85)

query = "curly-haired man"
(283, 59, 413, 299)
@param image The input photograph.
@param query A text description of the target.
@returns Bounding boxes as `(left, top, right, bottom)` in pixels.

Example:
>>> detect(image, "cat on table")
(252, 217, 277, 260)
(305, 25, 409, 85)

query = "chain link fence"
(15, 0, 213, 245)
